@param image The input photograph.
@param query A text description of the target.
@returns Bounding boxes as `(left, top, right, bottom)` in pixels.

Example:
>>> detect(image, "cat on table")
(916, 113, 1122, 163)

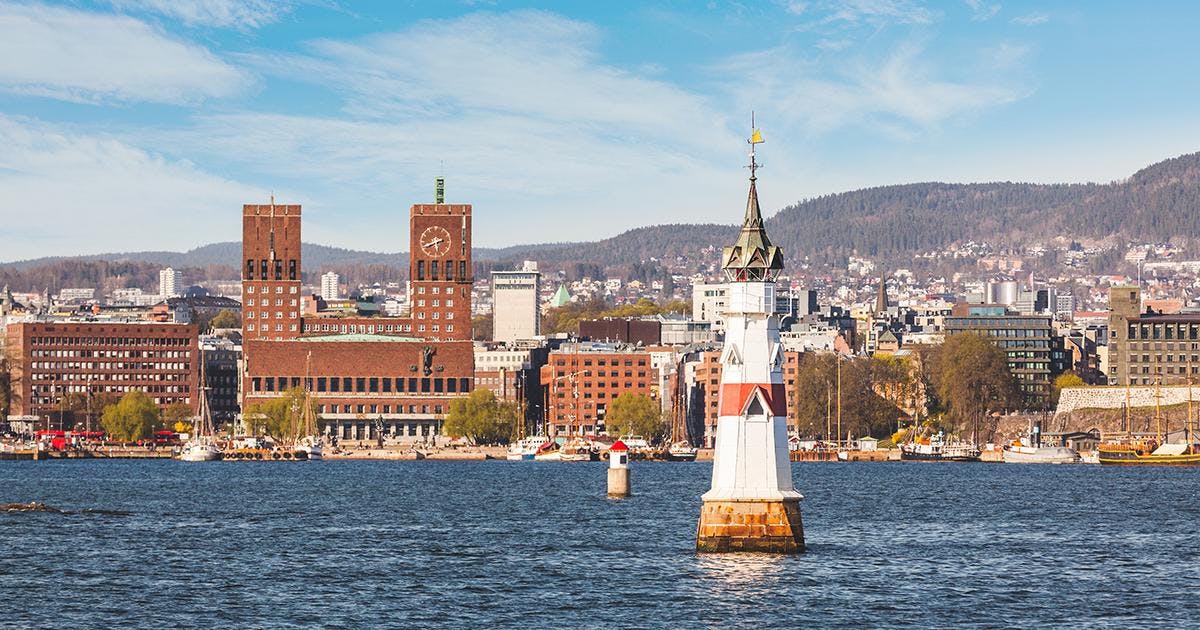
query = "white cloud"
(964, 0, 1000, 21)
(715, 40, 1025, 137)
(0, 116, 262, 261)
(0, 3, 250, 104)
(167, 10, 750, 249)
(814, 0, 938, 26)
(1011, 12, 1048, 26)
(249, 11, 726, 142)
(108, 0, 292, 29)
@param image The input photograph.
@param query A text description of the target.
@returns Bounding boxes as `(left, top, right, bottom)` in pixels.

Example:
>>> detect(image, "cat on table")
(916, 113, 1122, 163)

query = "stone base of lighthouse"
(696, 498, 805, 553)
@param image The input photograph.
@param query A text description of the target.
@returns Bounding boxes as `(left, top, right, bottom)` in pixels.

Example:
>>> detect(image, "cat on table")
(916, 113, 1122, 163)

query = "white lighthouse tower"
(696, 121, 805, 553)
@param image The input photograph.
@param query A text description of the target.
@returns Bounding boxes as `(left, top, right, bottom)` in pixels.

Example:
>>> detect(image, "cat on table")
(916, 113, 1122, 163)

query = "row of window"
(555, 383, 648, 396)
(1126, 323, 1200, 341)
(29, 371, 190, 383)
(414, 260, 468, 282)
(246, 285, 298, 294)
(246, 311, 298, 320)
(29, 361, 190, 372)
(245, 258, 298, 281)
(245, 298, 296, 307)
(32, 349, 190, 359)
(246, 324, 297, 332)
(29, 336, 189, 347)
(251, 376, 473, 395)
(1127, 354, 1200, 364)
(1127, 366, 1200, 375)
(553, 358, 648, 367)
(35, 383, 189, 394)
(319, 403, 444, 415)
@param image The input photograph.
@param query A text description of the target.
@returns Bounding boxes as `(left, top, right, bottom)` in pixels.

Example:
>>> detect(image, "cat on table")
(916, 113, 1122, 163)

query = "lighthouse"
(695, 121, 805, 553)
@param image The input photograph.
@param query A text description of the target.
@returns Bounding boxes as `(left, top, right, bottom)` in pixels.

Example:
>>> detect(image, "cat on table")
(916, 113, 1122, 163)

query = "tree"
(790, 354, 907, 440)
(604, 393, 665, 439)
(244, 387, 317, 440)
(0, 346, 10, 419)
(1052, 371, 1085, 406)
(163, 402, 193, 424)
(443, 388, 516, 445)
(100, 390, 159, 441)
(174, 421, 194, 434)
(929, 333, 1019, 439)
(209, 309, 240, 330)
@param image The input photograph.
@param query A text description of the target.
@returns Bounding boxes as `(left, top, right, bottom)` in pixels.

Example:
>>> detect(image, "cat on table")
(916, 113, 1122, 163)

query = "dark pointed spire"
(722, 116, 784, 282)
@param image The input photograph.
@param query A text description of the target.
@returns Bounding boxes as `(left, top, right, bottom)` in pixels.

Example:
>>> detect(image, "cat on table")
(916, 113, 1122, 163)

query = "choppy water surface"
(1, 460, 1198, 627)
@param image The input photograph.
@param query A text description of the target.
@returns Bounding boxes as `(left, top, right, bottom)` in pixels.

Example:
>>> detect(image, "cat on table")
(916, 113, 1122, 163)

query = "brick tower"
(242, 201, 303, 341)
(409, 202, 472, 341)
(696, 124, 805, 553)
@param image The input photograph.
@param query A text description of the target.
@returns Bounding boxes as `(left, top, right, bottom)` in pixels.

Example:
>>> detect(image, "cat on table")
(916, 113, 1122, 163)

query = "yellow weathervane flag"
(750, 128, 764, 144)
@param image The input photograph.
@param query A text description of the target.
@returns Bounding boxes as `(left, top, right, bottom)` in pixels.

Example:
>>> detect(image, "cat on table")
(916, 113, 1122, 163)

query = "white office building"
(159, 268, 183, 298)
(492, 261, 541, 343)
(321, 271, 341, 301)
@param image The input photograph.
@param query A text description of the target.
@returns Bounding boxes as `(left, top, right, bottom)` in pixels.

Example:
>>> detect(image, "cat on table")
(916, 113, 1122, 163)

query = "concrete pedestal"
(607, 467, 630, 498)
(696, 498, 805, 553)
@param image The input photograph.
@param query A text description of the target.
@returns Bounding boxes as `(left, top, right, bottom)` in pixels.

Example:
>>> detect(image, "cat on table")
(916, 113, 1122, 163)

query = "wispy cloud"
(107, 0, 294, 29)
(142, 11, 747, 249)
(812, 0, 939, 26)
(964, 0, 1000, 21)
(0, 3, 250, 104)
(716, 40, 1025, 137)
(1011, 11, 1049, 26)
(0, 116, 261, 260)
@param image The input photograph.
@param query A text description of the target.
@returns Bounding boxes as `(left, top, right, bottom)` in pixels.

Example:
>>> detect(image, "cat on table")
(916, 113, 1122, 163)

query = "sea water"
(1, 460, 1197, 627)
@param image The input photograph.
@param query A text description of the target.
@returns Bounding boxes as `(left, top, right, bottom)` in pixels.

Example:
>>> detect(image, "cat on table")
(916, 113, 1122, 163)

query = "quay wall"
(1056, 386, 1199, 415)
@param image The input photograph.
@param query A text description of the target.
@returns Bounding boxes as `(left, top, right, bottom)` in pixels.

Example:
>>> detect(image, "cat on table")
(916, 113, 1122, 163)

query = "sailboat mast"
(1155, 365, 1163, 443)
(836, 356, 842, 449)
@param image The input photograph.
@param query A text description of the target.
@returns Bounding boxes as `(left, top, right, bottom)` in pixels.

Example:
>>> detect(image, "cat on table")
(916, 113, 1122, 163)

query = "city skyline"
(3, 1, 1200, 261)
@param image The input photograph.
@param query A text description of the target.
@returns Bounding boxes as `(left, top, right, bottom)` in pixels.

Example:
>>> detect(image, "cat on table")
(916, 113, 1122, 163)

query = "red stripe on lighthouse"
(718, 383, 787, 417)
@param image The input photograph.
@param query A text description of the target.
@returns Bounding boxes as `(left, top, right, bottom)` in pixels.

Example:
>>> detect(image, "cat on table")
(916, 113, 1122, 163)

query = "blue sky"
(1, 0, 1199, 261)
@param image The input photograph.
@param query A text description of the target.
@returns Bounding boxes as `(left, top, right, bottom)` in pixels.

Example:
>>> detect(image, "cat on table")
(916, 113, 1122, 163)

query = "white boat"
(1002, 444, 1080, 464)
(178, 363, 223, 462)
(296, 435, 323, 461)
(179, 440, 222, 462)
(559, 438, 596, 462)
(290, 352, 323, 461)
(533, 439, 561, 461)
(507, 436, 548, 461)
(665, 441, 698, 462)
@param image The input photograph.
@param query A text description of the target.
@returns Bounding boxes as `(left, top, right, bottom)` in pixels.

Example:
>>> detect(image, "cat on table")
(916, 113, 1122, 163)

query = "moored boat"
(900, 433, 980, 462)
(507, 435, 548, 461)
(1003, 444, 1080, 464)
(1097, 440, 1200, 466)
(559, 438, 596, 462)
(665, 441, 698, 462)
(533, 439, 561, 461)
(178, 363, 223, 462)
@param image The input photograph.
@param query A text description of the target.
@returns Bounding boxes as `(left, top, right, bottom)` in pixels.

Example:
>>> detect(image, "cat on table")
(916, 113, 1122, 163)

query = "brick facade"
(539, 349, 657, 436)
(6, 321, 200, 420)
(241, 200, 476, 440)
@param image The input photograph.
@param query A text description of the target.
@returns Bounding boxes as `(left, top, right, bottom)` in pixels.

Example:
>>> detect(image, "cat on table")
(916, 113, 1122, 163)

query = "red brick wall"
(409, 204, 471, 341)
(243, 338, 474, 419)
(6, 321, 199, 418)
(539, 351, 657, 434)
(242, 203, 303, 341)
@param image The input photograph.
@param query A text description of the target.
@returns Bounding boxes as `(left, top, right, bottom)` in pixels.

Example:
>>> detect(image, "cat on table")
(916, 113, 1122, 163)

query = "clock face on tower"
(419, 226, 452, 257)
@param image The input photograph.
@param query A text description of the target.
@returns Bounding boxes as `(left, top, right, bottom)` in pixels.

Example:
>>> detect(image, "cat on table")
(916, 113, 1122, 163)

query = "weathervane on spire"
(748, 111, 764, 181)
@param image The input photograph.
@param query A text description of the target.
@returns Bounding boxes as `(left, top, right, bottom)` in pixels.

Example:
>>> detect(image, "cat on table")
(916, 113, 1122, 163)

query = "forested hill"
(4, 151, 1200, 290)
(486, 151, 1200, 268)
(765, 151, 1200, 262)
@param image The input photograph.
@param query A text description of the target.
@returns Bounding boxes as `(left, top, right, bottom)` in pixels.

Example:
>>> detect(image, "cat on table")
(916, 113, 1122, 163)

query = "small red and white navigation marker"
(607, 440, 630, 498)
